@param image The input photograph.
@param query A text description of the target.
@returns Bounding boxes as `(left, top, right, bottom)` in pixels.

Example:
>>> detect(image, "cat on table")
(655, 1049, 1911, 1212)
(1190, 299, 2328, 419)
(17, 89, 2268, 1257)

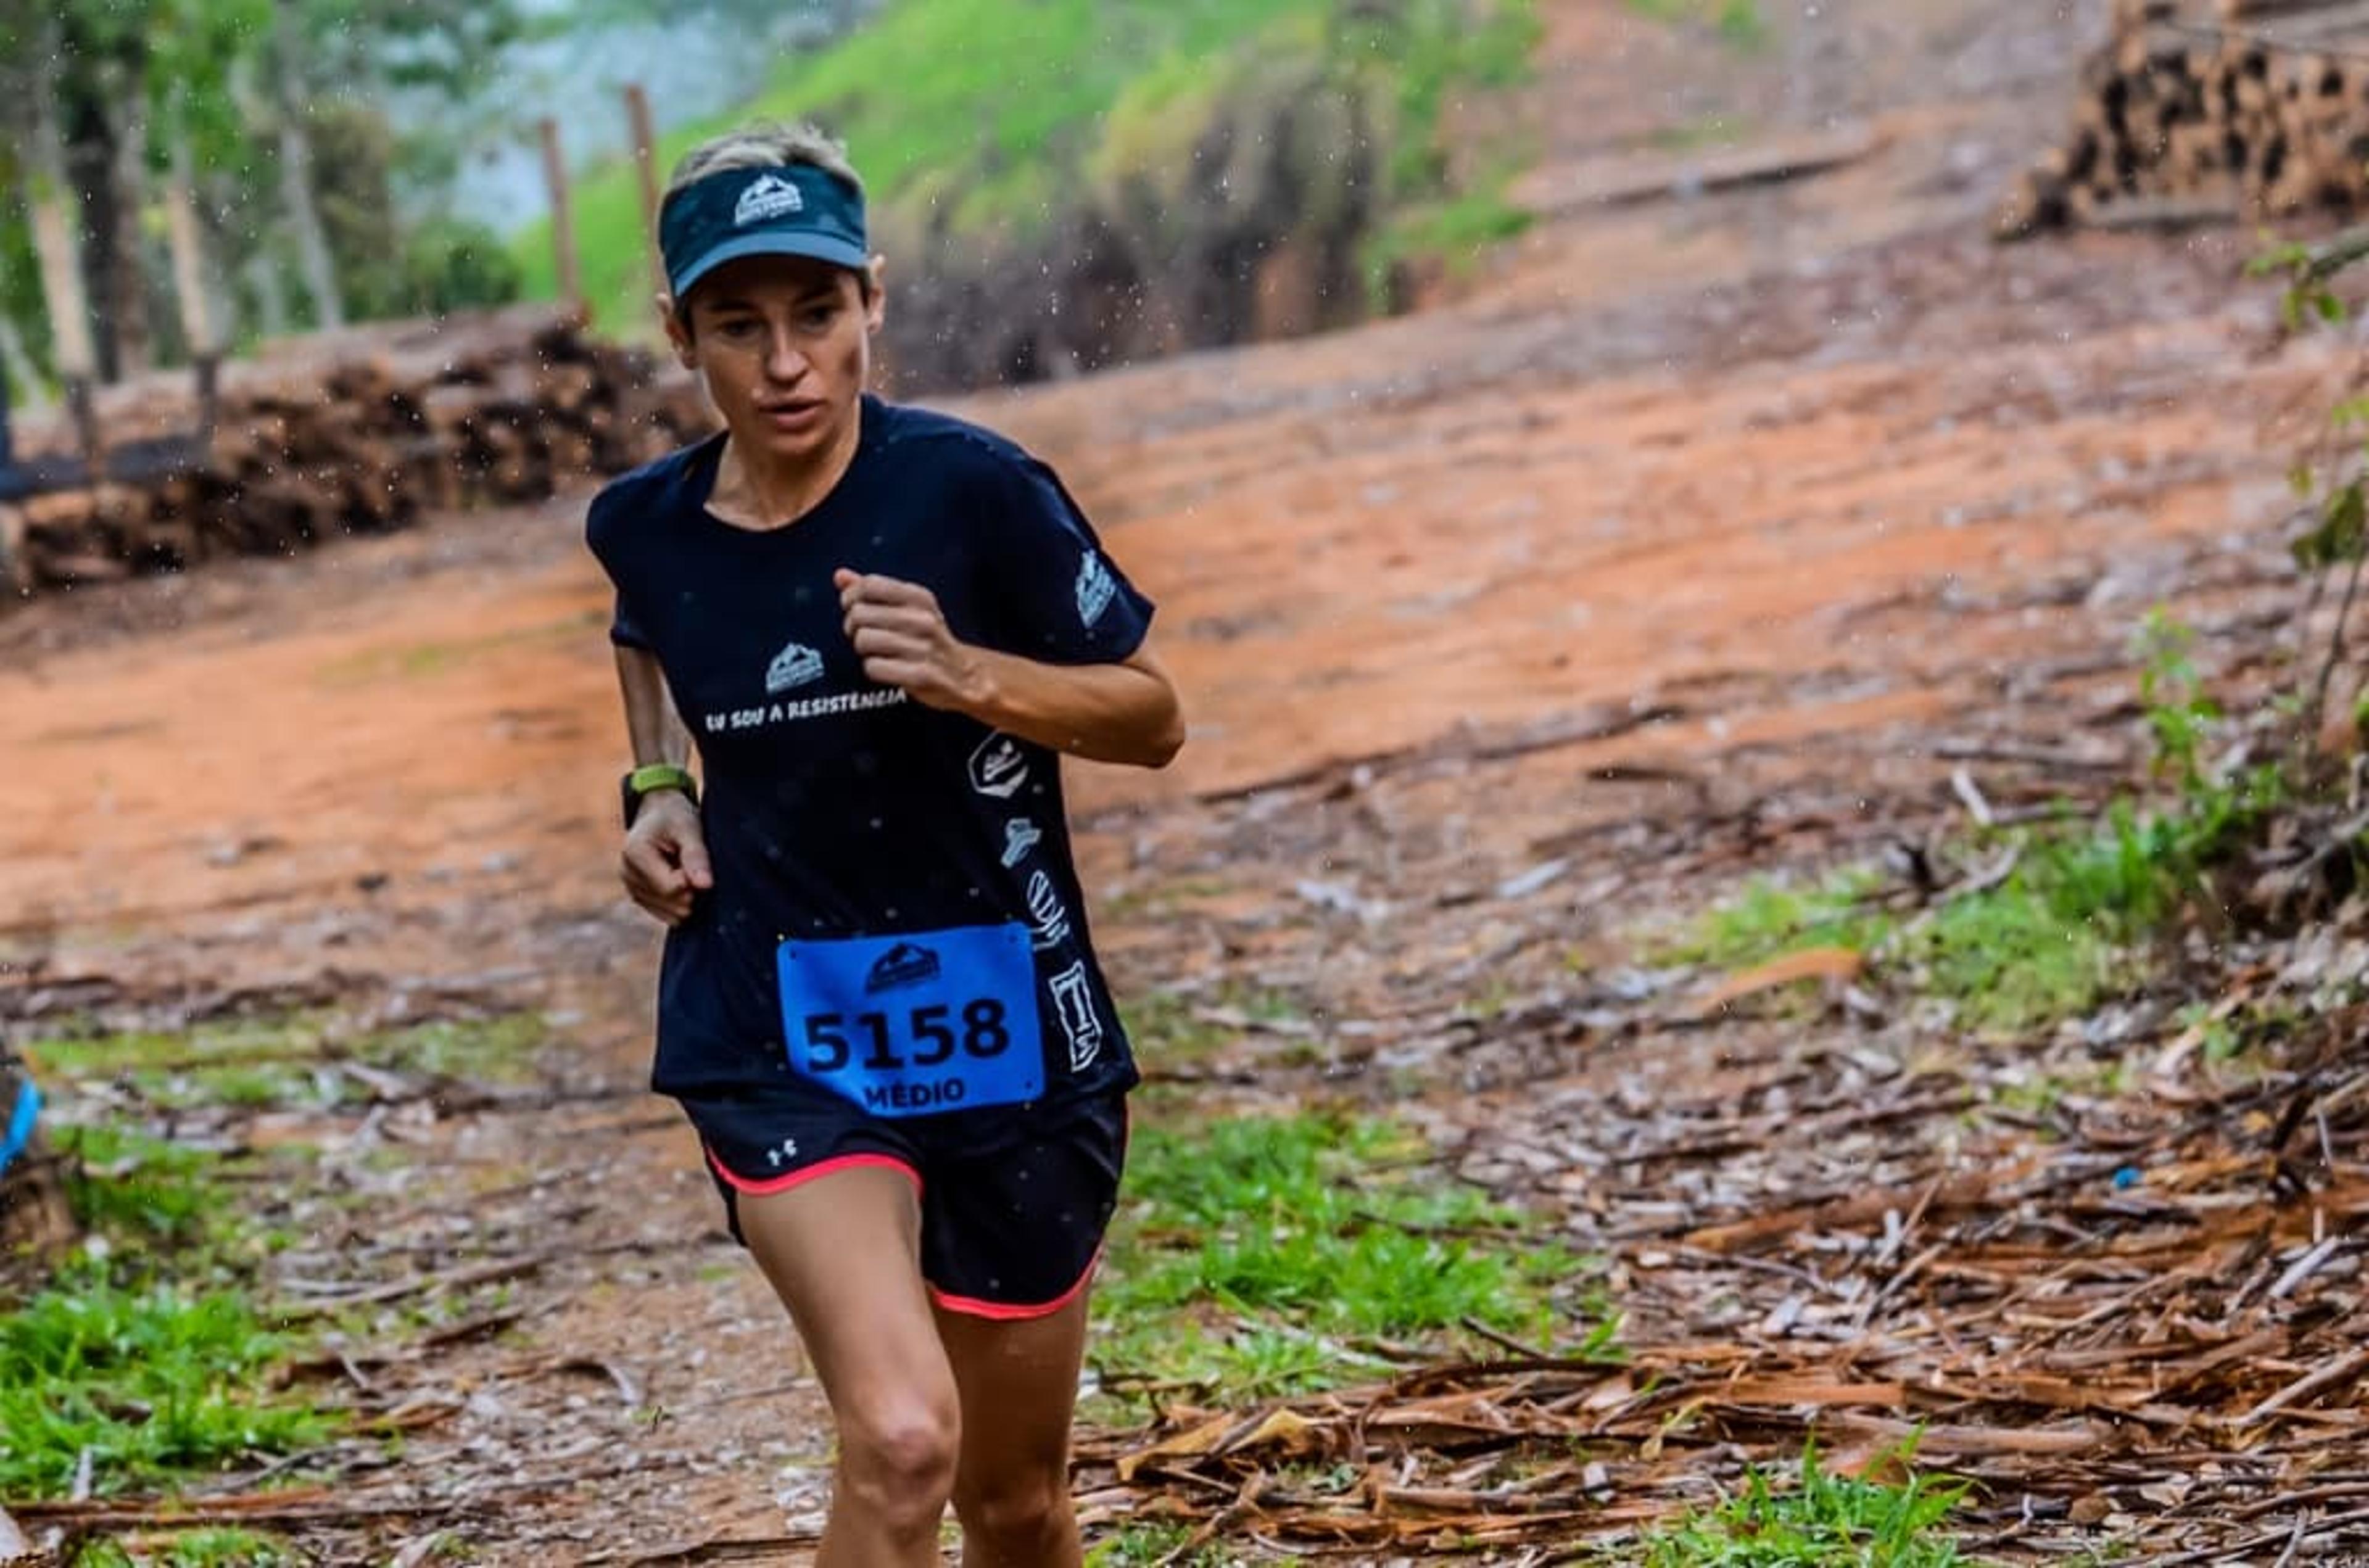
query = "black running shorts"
(682, 1085, 1127, 1319)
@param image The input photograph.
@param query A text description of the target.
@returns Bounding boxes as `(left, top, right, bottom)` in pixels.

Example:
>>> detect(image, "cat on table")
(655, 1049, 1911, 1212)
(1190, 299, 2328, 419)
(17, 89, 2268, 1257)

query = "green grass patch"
(7, 1012, 553, 1500)
(1915, 764, 2280, 1033)
(15, 1102, 339, 1500)
(1627, 1442, 1978, 1566)
(56, 1126, 309, 1269)
(0, 1263, 333, 1498)
(1659, 867, 1894, 972)
(1120, 989, 1240, 1062)
(1121, 984, 1308, 1065)
(60, 1126, 246, 1249)
(1655, 759, 2285, 1035)
(515, 0, 1541, 334)
(1912, 805, 2175, 1032)
(72, 1528, 302, 1567)
(1365, 176, 1536, 298)
(1086, 1522, 1228, 1567)
(1090, 1110, 1611, 1412)
(376, 1014, 548, 1081)
(1096, 874, 1238, 924)
(25, 1018, 322, 1080)
(25, 1012, 550, 1113)
(1623, 0, 1767, 49)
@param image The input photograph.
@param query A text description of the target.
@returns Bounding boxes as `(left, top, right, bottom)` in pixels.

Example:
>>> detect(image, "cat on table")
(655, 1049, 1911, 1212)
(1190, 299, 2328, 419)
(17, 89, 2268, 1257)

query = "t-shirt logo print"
(1075, 553, 1116, 629)
(866, 942, 941, 994)
(734, 173, 804, 227)
(1000, 818, 1043, 869)
(968, 732, 1030, 799)
(1026, 869, 1072, 951)
(1049, 961, 1103, 1072)
(766, 640, 825, 695)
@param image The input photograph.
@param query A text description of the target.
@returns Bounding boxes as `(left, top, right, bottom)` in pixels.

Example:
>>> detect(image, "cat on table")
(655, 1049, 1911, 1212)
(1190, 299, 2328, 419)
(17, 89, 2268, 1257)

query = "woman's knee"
(839, 1394, 962, 1527)
(955, 1463, 1072, 1552)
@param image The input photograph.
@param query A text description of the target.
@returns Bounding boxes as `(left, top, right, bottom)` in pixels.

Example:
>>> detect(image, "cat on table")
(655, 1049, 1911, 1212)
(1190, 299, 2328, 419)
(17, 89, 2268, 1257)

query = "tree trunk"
(167, 92, 226, 361)
(26, 14, 99, 384)
(97, 53, 155, 377)
(247, 252, 291, 341)
(272, 0, 344, 331)
(0, 306, 44, 411)
(201, 170, 249, 348)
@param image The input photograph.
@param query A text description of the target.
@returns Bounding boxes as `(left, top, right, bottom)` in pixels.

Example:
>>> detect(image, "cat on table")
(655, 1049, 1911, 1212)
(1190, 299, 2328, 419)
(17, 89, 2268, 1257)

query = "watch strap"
(623, 763, 698, 827)
(629, 762, 697, 799)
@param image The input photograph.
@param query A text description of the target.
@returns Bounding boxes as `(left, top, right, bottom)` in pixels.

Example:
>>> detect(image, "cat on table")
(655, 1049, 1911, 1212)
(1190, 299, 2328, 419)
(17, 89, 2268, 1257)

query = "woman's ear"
(863, 257, 888, 332)
(658, 292, 697, 368)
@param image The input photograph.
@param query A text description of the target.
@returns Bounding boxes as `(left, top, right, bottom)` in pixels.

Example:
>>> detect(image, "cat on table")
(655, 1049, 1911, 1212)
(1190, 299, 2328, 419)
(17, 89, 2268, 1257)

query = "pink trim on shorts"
(706, 1146, 922, 1198)
(928, 1245, 1103, 1322)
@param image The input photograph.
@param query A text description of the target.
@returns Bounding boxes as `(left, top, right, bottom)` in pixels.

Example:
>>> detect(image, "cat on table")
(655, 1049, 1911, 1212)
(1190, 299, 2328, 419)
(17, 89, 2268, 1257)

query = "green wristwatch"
(621, 763, 698, 828)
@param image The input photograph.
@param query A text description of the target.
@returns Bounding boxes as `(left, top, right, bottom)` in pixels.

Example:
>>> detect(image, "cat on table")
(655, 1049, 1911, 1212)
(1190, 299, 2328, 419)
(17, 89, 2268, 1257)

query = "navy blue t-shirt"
(585, 395, 1154, 1134)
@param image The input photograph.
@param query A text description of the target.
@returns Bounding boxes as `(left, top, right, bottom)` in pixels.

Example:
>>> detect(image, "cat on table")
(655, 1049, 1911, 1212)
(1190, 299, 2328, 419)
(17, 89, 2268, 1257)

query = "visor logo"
(735, 173, 805, 227)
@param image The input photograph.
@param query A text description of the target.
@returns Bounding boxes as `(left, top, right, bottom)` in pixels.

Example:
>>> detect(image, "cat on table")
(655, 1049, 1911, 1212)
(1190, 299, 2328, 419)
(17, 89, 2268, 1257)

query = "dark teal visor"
(659, 163, 869, 302)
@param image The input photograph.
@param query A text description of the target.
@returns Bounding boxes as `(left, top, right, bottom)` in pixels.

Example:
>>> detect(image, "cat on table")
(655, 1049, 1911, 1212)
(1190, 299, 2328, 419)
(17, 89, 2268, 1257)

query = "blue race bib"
(776, 924, 1043, 1117)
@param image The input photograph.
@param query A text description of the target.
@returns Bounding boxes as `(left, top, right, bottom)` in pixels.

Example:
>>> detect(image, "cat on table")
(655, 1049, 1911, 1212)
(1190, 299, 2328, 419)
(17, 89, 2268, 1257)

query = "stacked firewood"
(0, 306, 713, 600)
(1997, 0, 2369, 239)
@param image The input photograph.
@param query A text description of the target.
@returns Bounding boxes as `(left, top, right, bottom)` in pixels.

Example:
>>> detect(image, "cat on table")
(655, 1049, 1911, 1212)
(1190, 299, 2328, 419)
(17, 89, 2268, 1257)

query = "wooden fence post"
(27, 191, 102, 471)
(540, 118, 584, 320)
(626, 84, 666, 300)
(165, 175, 224, 442)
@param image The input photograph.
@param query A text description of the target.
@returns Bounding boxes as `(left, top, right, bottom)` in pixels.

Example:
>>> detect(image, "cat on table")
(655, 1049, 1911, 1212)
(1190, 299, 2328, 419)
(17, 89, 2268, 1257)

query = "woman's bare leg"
(736, 1165, 960, 1568)
(935, 1289, 1093, 1568)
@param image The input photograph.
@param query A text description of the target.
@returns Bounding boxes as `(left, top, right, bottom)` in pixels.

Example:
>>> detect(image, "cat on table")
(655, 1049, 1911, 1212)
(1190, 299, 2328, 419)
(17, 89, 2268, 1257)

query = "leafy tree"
(0, 0, 528, 390)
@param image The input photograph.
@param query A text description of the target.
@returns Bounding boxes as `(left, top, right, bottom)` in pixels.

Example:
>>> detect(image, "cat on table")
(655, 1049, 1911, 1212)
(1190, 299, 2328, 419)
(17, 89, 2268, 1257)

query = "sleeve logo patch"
(1075, 553, 1117, 629)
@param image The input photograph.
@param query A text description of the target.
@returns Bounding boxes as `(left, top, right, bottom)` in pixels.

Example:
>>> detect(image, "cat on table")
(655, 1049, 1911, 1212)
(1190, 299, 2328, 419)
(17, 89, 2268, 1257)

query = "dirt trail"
(2, 1, 2356, 1560)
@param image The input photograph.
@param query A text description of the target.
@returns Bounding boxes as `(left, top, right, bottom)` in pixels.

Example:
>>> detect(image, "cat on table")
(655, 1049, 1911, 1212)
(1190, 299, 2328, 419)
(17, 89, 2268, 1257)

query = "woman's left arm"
(837, 570, 1184, 767)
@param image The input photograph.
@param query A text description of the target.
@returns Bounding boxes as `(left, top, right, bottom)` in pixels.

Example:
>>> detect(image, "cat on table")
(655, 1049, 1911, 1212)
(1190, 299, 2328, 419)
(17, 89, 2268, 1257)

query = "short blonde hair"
(664, 122, 864, 203)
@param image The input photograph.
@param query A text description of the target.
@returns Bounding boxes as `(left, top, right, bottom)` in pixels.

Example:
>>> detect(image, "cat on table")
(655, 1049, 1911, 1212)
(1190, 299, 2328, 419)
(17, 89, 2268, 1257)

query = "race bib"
(776, 924, 1043, 1117)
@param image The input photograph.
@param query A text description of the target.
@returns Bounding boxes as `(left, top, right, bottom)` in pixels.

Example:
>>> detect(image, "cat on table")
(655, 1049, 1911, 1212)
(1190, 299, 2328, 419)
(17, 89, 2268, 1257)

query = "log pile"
(0, 306, 713, 602)
(1997, 0, 2369, 239)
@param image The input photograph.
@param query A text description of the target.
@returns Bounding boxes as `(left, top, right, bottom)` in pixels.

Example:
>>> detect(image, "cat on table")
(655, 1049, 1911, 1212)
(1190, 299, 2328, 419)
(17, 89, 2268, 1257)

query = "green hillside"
(515, 0, 1537, 339)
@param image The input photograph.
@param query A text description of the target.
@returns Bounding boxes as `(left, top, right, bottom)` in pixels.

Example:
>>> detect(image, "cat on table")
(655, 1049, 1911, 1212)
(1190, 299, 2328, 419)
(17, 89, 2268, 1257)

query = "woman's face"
(667, 253, 885, 469)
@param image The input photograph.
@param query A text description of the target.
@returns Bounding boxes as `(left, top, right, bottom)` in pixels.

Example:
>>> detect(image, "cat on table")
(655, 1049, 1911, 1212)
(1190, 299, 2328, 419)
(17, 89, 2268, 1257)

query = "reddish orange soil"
(3, 1, 2354, 1561)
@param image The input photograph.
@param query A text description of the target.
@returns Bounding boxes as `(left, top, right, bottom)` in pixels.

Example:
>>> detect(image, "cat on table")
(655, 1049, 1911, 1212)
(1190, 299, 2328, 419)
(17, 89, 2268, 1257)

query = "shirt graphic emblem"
(1049, 961, 1103, 1073)
(1076, 553, 1116, 629)
(735, 173, 804, 227)
(766, 640, 825, 695)
(1026, 869, 1072, 951)
(969, 732, 1030, 799)
(1001, 818, 1043, 869)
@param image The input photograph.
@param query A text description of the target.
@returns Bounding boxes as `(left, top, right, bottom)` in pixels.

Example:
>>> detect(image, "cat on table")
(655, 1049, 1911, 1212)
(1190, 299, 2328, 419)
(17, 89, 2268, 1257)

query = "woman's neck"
(706, 402, 865, 531)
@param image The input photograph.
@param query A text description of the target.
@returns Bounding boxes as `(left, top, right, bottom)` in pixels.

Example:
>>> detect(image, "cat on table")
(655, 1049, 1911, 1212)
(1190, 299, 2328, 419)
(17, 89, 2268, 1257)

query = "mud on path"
(5, 1, 2363, 1561)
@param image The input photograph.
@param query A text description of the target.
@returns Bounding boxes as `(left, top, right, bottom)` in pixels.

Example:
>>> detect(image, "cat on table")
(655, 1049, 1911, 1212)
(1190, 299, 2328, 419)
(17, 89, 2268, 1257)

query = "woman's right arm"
(615, 645, 711, 925)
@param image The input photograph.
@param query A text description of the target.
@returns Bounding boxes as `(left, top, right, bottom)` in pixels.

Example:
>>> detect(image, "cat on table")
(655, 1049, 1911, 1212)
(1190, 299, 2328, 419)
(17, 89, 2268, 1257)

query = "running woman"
(586, 123, 1183, 1567)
